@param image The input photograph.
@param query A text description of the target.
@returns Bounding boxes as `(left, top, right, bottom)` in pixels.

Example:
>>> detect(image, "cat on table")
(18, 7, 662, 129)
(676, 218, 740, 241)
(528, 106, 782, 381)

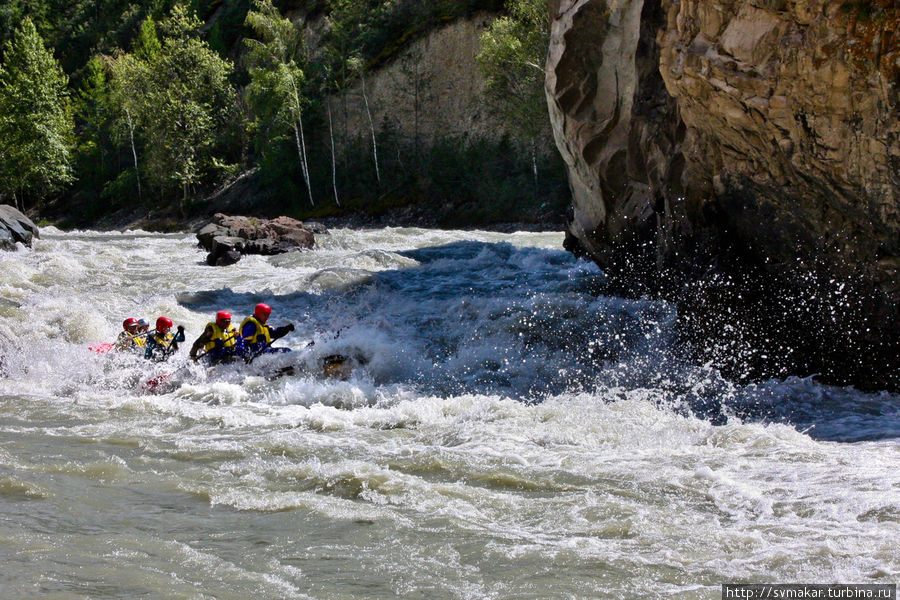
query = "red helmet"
(123, 317, 138, 330)
(156, 317, 173, 332)
(216, 311, 232, 327)
(254, 303, 272, 321)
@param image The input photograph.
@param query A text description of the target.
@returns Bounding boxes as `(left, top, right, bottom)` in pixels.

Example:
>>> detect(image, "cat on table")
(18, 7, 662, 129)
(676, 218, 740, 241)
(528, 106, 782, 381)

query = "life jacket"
(116, 331, 147, 351)
(240, 316, 271, 346)
(150, 331, 175, 348)
(204, 322, 238, 352)
(115, 331, 135, 351)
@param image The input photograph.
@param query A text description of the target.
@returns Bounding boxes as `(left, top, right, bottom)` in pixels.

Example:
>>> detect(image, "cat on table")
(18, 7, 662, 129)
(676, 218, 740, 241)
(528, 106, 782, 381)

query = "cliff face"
(546, 0, 900, 388)
(330, 13, 555, 150)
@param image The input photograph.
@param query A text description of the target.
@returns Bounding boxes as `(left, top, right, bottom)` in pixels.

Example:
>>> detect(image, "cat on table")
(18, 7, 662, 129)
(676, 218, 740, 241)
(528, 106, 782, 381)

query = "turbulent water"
(0, 227, 897, 599)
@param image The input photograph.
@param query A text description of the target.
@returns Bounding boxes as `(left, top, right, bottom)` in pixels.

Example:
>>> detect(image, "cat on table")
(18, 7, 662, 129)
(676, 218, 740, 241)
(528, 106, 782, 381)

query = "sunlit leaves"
(0, 18, 74, 205)
(476, 0, 549, 142)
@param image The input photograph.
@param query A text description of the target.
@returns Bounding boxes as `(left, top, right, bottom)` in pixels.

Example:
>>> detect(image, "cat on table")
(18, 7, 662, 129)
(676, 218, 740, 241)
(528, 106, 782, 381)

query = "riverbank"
(41, 193, 567, 235)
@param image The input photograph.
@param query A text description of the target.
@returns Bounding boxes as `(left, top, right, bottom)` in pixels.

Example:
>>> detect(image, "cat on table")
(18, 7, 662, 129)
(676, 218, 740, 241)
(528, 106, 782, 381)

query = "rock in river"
(196, 213, 319, 266)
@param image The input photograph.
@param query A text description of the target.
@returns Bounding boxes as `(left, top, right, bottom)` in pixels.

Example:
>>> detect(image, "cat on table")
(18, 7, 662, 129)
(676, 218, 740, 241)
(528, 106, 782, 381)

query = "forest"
(0, 0, 569, 229)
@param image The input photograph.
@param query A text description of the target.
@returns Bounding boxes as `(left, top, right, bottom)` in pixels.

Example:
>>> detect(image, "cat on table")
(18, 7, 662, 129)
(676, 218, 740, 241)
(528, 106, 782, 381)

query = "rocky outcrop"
(330, 13, 556, 152)
(0, 205, 39, 250)
(196, 214, 320, 266)
(547, 0, 899, 389)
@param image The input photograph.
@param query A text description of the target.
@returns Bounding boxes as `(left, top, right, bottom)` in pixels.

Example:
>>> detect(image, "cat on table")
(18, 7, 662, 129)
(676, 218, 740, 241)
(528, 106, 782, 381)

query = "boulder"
(0, 205, 39, 250)
(196, 213, 319, 265)
(304, 221, 329, 235)
(213, 250, 242, 267)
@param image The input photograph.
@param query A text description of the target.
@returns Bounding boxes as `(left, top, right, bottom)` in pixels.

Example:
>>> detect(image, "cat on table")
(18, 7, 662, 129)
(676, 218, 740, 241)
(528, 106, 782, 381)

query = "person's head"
(122, 318, 139, 334)
(137, 318, 149, 333)
(156, 317, 173, 333)
(216, 311, 232, 328)
(254, 303, 272, 323)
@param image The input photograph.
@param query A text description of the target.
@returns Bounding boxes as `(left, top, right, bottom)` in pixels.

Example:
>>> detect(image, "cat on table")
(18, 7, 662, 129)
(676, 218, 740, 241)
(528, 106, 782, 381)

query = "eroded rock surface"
(547, 0, 899, 388)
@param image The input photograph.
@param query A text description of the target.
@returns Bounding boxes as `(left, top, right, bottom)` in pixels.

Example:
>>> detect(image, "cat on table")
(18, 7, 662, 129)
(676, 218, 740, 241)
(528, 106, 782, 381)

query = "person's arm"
(271, 323, 295, 340)
(189, 327, 213, 360)
(233, 332, 247, 356)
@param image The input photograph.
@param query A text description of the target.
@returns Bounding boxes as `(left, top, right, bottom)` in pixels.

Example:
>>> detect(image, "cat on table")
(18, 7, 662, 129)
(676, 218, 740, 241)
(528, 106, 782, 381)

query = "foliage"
(245, 0, 307, 130)
(0, 0, 567, 228)
(0, 18, 74, 207)
(476, 0, 549, 144)
(244, 0, 313, 205)
(72, 55, 115, 208)
(130, 5, 238, 201)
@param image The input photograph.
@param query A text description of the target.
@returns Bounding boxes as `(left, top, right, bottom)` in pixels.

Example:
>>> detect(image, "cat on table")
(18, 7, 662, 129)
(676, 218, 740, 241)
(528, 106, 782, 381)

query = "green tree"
(73, 55, 114, 202)
(476, 0, 549, 187)
(0, 18, 74, 210)
(325, 0, 384, 184)
(108, 51, 150, 203)
(245, 0, 314, 205)
(133, 6, 237, 205)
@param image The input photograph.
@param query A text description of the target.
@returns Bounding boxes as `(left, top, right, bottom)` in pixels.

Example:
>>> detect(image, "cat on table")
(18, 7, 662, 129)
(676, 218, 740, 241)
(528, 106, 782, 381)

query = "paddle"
(141, 326, 185, 392)
(160, 326, 185, 359)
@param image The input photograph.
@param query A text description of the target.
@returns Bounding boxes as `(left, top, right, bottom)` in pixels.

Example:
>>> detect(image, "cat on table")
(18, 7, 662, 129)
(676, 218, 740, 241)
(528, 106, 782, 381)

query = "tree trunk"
(126, 108, 142, 203)
(413, 59, 420, 164)
(298, 115, 313, 206)
(293, 119, 314, 206)
(360, 71, 380, 184)
(531, 138, 538, 192)
(326, 99, 340, 207)
(287, 74, 314, 206)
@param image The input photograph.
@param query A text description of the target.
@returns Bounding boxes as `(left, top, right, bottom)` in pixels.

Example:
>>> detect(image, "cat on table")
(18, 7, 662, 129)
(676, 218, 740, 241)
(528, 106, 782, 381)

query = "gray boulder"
(0, 205, 39, 250)
(196, 213, 318, 266)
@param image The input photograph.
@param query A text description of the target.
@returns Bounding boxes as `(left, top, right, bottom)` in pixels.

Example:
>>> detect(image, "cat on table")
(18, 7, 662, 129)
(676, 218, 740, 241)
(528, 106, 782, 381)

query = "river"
(0, 227, 897, 599)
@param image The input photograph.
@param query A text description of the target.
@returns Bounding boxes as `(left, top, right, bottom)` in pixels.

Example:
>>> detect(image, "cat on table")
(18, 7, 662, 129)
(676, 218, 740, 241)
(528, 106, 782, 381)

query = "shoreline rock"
(0, 205, 39, 250)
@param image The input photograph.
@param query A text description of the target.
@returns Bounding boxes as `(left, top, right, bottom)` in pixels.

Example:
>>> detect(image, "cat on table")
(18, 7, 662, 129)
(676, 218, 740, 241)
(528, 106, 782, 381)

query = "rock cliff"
(328, 13, 555, 153)
(546, 0, 899, 389)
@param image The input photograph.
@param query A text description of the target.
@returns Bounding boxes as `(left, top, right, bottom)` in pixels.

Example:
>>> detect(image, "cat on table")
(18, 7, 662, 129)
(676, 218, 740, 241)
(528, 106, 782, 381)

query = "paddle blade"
(142, 373, 172, 393)
(88, 343, 115, 354)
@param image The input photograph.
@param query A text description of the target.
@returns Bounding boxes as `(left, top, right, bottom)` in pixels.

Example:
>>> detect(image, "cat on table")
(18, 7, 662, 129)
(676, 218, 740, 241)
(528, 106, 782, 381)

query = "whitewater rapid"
(0, 227, 896, 599)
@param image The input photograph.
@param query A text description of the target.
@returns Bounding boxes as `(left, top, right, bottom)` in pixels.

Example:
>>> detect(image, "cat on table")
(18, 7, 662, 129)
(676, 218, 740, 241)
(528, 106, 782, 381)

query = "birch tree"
(108, 52, 147, 202)
(140, 6, 236, 204)
(349, 55, 380, 183)
(476, 0, 549, 189)
(244, 0, 314, 206)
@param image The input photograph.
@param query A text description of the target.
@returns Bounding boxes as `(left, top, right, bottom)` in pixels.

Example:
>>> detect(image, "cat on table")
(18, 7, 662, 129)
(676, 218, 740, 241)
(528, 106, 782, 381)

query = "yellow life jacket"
(204, 322, 238, 352)
(151, 331, 174, 347)
(115, 331, 135, 352)
(240, 316, 271, 346)
(116, 331, 147, 350)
